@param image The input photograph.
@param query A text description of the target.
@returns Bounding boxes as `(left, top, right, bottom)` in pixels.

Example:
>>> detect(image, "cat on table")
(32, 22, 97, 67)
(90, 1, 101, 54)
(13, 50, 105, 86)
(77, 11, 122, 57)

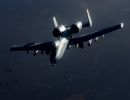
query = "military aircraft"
(10, 9, 124, 66)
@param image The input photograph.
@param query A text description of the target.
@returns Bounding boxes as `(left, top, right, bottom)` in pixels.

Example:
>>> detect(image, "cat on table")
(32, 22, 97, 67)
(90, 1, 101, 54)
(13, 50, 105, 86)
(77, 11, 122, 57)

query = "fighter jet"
(10, 9, 124, 66)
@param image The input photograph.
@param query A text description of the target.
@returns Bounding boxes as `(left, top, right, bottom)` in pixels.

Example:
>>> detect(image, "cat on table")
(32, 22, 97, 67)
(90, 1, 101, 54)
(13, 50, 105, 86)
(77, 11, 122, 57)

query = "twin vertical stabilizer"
(86, 9, 92, 27)
(53, 9, 93, 28)
(53, 16, 58, 28)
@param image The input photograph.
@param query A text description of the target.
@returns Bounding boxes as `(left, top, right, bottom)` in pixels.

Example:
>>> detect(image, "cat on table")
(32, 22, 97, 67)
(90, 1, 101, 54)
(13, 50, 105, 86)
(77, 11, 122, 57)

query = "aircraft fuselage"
(10, 9, 124, 66)
(50, 25, 72, 65)
(54, 37, 69, 60)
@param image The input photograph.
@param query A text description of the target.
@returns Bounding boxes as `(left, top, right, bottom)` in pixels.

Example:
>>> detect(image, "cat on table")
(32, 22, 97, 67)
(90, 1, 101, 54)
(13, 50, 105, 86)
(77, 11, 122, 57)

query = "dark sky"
(0, 0, 130, 100)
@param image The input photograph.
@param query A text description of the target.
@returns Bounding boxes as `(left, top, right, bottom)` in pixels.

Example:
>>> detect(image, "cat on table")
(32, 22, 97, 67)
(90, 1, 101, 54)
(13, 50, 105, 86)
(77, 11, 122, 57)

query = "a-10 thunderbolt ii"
(10, 9, 124, 66)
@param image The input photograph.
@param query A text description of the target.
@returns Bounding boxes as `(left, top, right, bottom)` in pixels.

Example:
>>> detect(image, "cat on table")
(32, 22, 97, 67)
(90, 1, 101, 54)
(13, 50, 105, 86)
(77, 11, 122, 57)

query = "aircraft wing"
(10, 41, 53, 55)
(69, 23, 124, 46)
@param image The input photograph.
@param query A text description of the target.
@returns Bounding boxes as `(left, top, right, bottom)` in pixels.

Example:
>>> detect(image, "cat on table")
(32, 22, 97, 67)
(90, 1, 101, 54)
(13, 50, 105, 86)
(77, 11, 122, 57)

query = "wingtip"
(120, 23, 124, 28)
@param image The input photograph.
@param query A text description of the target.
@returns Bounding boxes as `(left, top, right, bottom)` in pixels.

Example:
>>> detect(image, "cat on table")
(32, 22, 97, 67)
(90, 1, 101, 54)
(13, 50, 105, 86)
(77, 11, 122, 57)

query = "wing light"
(120, 23, 124, 28)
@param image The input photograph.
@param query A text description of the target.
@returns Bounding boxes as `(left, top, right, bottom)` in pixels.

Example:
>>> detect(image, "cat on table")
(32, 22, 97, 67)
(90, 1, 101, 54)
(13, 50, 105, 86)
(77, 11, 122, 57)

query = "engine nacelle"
(70, 22, 82, 33)
(52, 25, 66, 37)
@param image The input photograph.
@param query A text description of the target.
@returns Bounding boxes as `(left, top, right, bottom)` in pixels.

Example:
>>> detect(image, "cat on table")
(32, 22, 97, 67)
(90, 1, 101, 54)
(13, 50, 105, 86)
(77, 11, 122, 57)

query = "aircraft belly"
(55, 38, 69, 61)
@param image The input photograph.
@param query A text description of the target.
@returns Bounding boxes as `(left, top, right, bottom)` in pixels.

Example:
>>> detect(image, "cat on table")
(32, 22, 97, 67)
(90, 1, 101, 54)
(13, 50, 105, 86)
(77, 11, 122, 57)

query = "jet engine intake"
(70, 22, 82, 33)
(53, 25, 66, 37)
